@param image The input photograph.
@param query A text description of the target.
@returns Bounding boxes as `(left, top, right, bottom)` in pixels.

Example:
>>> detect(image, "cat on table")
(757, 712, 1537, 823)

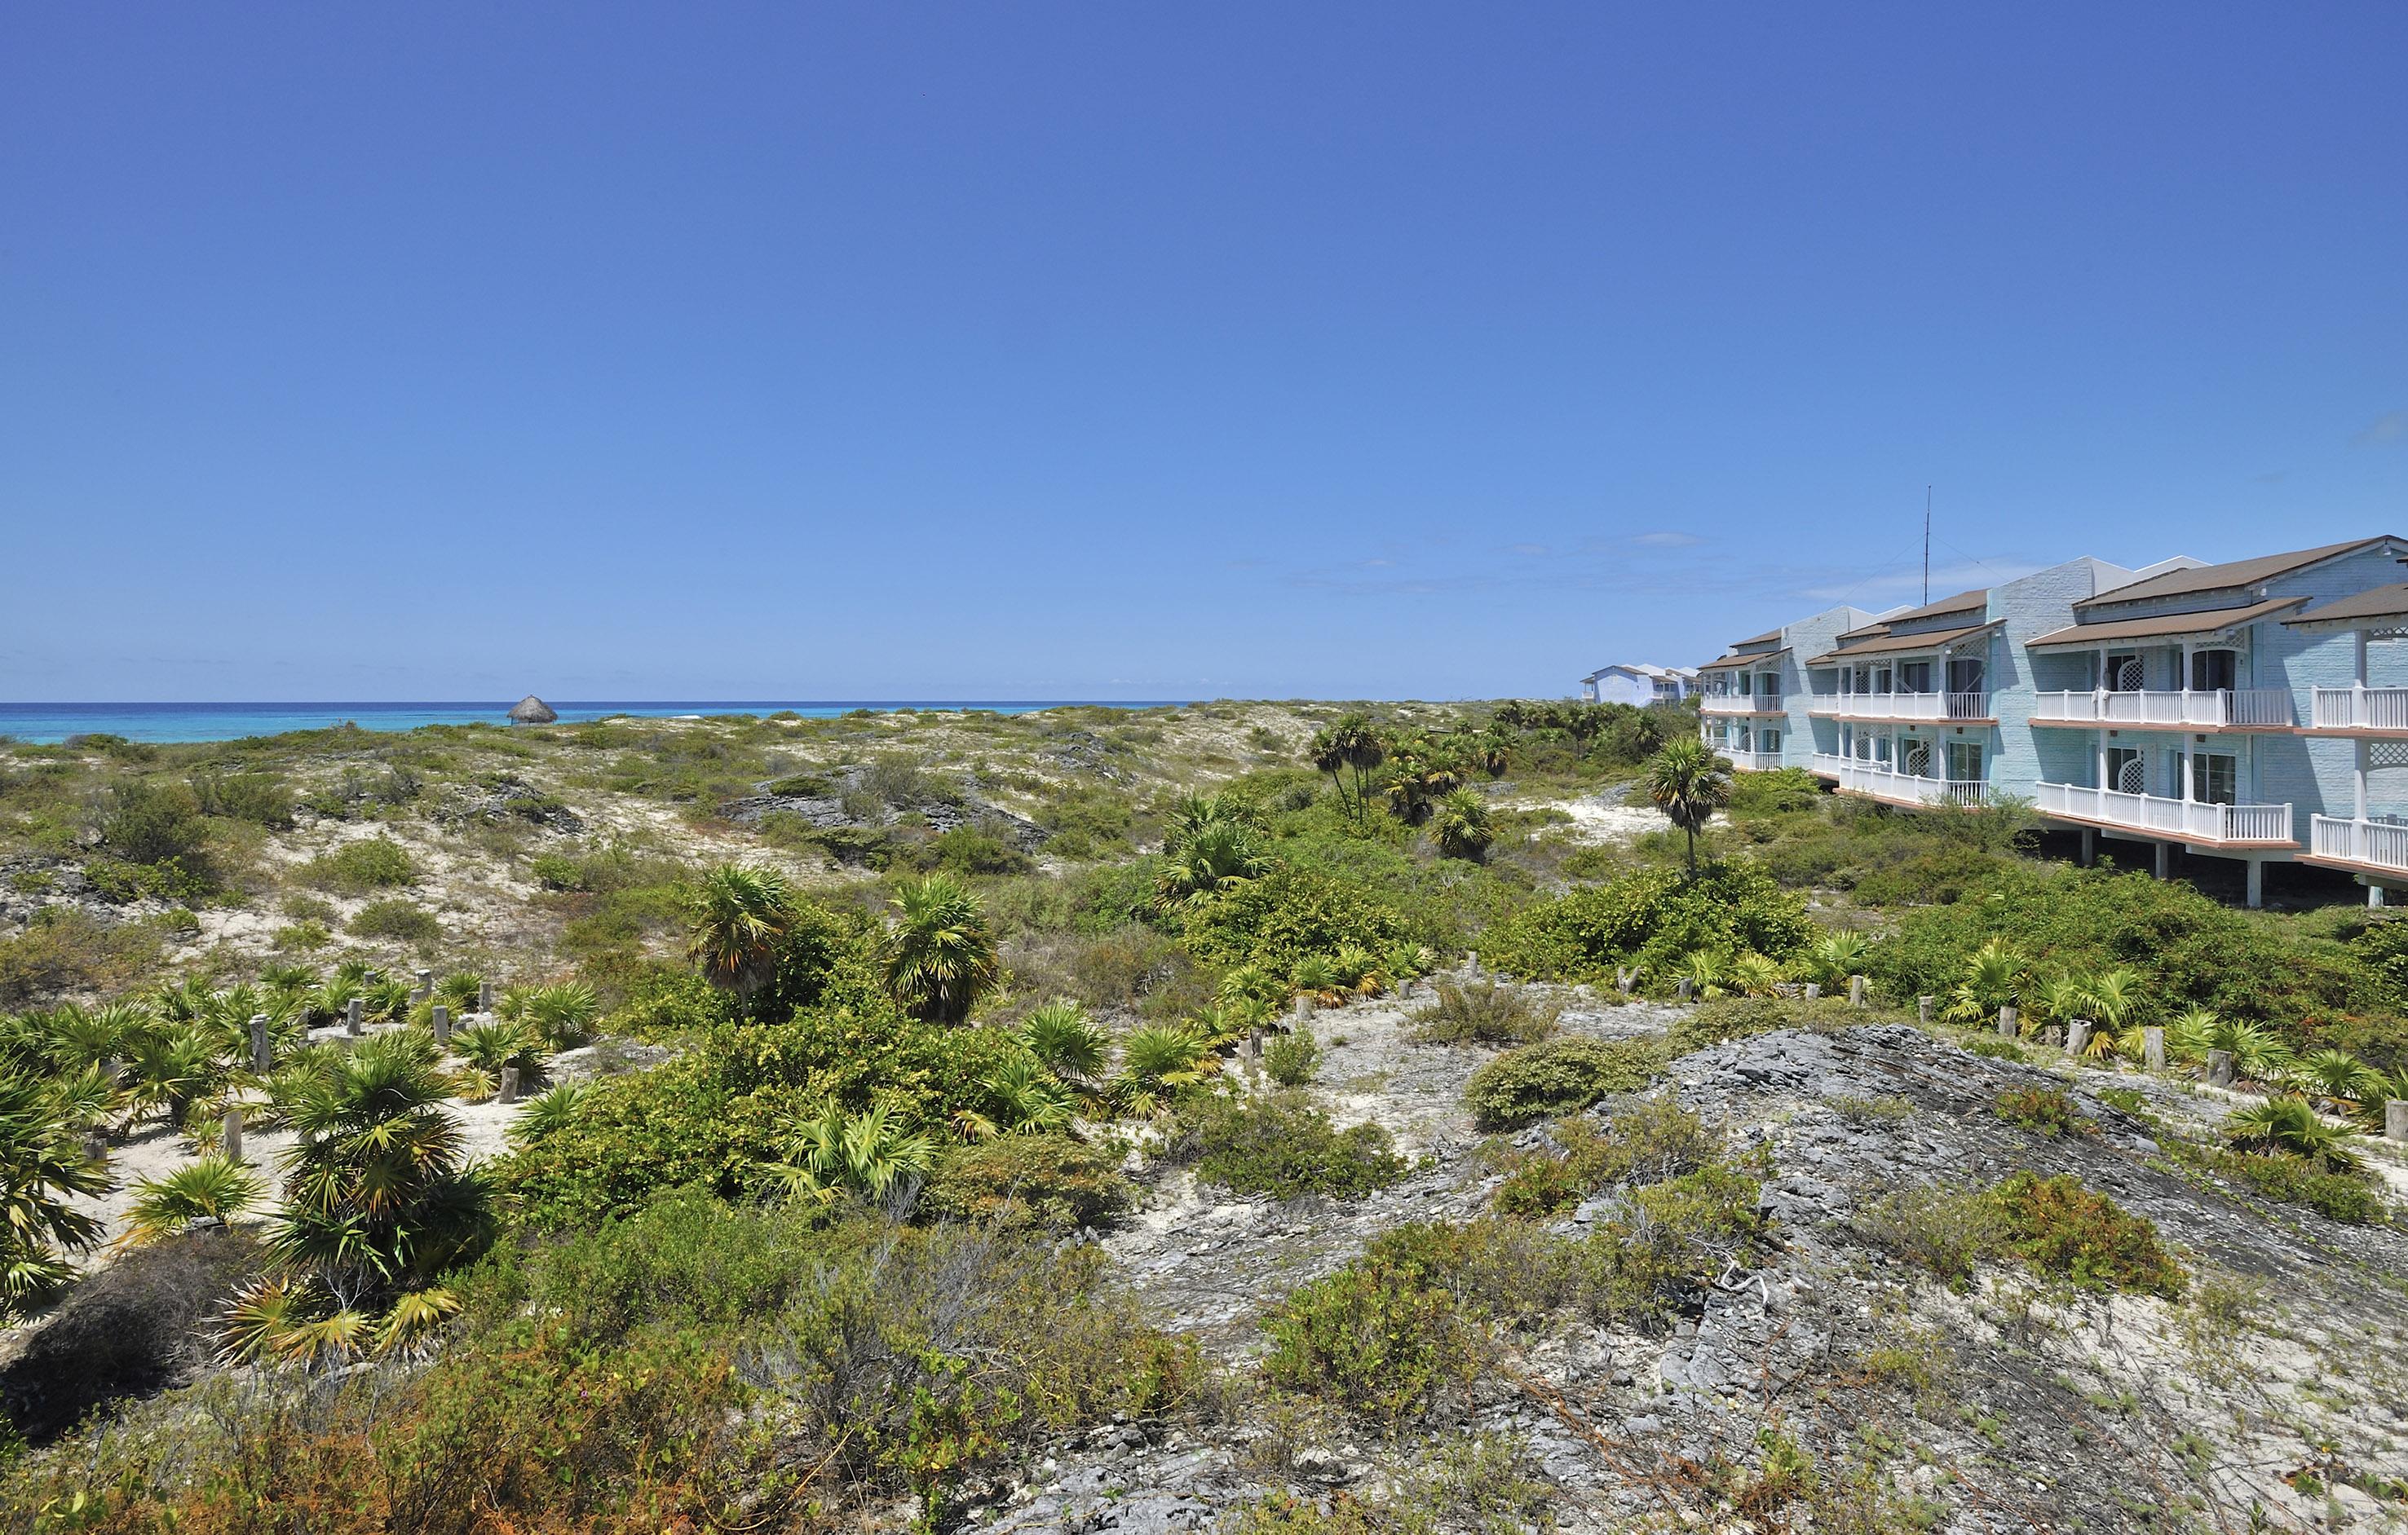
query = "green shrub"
(1409, 979, 1560, 1045)
(1489, 1099, 1721, 1219)
(920, 1135, 1133, 1230)
(901, 823, 1034, 877)
(1464, 1036, 1671, 1129)
(1179, 863, 1420, 977)
(1481, 863, 1812, 985)
(2168, 1139, 2389, 1225)
(529, 853, 586, 891)
(190, 770, 295, 828)
(1262, 1224, 1484, 1422)
(1993, 1086, 2094, 1140)
(1990, 1172, 2184, 1297)
(1852, 1184, 2001, 1289)
(0, 909, 166, 1009)
(303, 836, 416, 893)
(1265, 1026, 1321, 1087)
(1177, 1092, 1408, 1200)
(347, 899, 440, 943)
(96, 779, 211, 871)
(272, 920, 334, 951)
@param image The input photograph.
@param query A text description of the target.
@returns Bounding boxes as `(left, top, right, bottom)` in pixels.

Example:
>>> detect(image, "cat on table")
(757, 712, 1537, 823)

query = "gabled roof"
(1731, 626, 1784, 648)
(2072, 538, 2397, 611)
(2283, 584, 2408, 629)
(2027, 597, 2307, 649)
(1805, 621, 1999, 666)
(1876, 588, 1990, 626)
(1699, 648, 1789, 672)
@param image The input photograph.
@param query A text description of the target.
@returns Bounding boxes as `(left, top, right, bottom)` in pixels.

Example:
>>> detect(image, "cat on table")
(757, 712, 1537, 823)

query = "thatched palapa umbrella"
(508, 695, 558, 725)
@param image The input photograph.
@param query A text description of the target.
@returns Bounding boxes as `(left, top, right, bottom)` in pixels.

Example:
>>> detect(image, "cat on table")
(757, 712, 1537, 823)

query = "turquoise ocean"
(0, 701, 1174, 746)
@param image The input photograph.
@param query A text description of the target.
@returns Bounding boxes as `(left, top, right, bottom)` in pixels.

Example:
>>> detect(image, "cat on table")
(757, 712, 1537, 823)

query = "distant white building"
(1580, 663, 1698, 705)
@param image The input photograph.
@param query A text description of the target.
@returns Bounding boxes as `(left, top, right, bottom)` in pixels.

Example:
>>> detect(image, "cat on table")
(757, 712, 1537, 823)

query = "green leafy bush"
(1490, 1099, 1721, 1219)
(1264, 1026, 1321, 1087)
(1993, 1086, 2095, 1140)
(2168, 1139, 2389, 1225)
(1263, 1224, 1482, 1422)
(1990, 1172, 2184, 1297)
(347, 899, 440, 944)
(1480, 863, 1812, 985)
(190, 770, 295, 828)
(303, 836, 417, 893)
(1179, 863, 1420, 977)
(1409, 978, 1560, 1045)
(920, 1135, 1133, 1229)
(529, 853, 586, 891)
(1175, 1092, 1408, 1199)
(1464, 1036, 1671, 1129)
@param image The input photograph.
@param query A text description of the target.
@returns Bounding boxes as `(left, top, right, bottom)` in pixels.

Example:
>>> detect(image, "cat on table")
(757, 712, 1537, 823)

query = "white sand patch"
(1510, 792, 1678, 845)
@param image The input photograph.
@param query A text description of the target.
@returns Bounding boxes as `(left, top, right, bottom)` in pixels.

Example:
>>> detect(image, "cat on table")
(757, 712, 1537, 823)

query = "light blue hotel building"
(1697, 537, 2408, 906)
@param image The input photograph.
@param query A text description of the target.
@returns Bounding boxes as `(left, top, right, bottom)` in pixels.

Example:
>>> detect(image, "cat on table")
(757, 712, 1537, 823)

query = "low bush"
(348, 898, 440, 944)
(190, 770, 295, 828)
(1262, 1224, 1484, 1422)
(1179, 864, 1422, 978)
(1853, 1184, 2000, 1289)
(1990, 1171, 2184, 1298)
(302, 836, 417, 893)
(1409, 978, 1560, 1045)
(1489, 1099, 1721, 1219)
(1265, 1026, 1321, 1087)
(1175, 1092, 1409, 1200)
(1992, 1086, 2095, 1140)
(1479, 863, 1813, 986)
(920, 1135, 1134, 1230)
(2168, 1139, 2390, 1225)
(1463, 1036, 1671, 1130)
(0, 909, 165, 1008)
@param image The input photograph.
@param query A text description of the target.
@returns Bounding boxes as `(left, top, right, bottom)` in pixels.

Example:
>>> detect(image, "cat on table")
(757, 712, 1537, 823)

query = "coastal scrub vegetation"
(0, 699, 2403, 1524)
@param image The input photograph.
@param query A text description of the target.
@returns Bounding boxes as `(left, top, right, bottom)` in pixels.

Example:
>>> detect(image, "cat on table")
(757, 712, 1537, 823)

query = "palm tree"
(2225, 1095, 2362, 1172)
(685, 864, 796, 995)
(520, 980, 600, 1049)
(1474, 725, 1514, 779)
(1153, 817, 1273, 911)
(1116, 1024, 1219, 1112)
(227, 1033, 493, 1362)
(2295, 1048, 2383, 1110)
(1429, 788, 1493, 861)
(1020, 1000, 1108, 1085)
(0, 1074, 109, 1319)
(1381, 736, 1465, 825)
(1312, 714, 1386, 827)
(883, 873, 1001, 1025)
(2074, 968, 2143, 1057)
(1799, 931, 1871, 990)
(507, 1082, 591, 1147)
(1642, 738, 1733, 874)
(768, 1101, 933, 1204)
(117, 1155, 265, 1248)
(1942, 939, 2023, 1024)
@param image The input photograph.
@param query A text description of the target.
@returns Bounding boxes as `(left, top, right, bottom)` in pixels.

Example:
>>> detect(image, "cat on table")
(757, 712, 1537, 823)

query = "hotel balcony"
(2305, 815, 2408, 879)
(1806, 690, 1992, 723)
(1699, 693, 1783, 717)
(1717, 748, 1785, 771)
(1810, 753, 1986, 808)
(2034, 781, 2295, 848)
(2307, 686, 2408, 734)
(2030, 689, 2294, 730)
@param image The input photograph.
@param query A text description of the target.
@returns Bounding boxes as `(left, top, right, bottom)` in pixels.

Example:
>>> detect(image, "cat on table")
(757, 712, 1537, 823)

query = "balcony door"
(2106, 746, 2145, 795)
(1946, 741, 1983, 784)
(2190, 751, 2238, 806)
(2105, 651, 2143, 691)
(1760, 727, 1781, 756)
(2191, 648, 2237, 691)
(1901, 739, 1932, 779)
(1898, 660, 1933, 695)
(1947, 655, 1986, 695)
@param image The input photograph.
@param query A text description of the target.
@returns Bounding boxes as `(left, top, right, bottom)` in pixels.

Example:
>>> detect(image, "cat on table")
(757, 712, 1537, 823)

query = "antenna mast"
(1923, 487, 1931, 605)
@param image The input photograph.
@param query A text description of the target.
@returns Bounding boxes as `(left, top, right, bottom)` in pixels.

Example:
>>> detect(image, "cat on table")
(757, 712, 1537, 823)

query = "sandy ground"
(1509, 786, 1679, 845)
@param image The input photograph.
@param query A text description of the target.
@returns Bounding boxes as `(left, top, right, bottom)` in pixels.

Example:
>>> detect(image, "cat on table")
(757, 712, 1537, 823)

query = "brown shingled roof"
(1731, 626, 1784, 647)
(1699, 649, 1789, 672)
(2072, 538, 2398, 611)
(2284, 584, 2408, 628)
(1805, 621, 1999, 666)
(2027, 597, 2306, 649)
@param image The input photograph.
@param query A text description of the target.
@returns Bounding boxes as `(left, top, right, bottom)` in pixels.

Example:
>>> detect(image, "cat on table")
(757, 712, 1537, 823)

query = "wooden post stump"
(1848, 976, 1867, 1008)
(1675, 978, 1694, 1002)
(1997, 1005, 2018, 1039)
(431, 1004, 451, 1047)
(250, 1014, 271, 1071)
(2144, 1026, 2166, 1070)
(2065, 1020, 2091, 1056)
(345, 997, 363, 1036)
(499, 1065, 520, 1105)
(2387, 1100, 2408, 1141)
(223, 1107, 243, 1159)
(1803, 982, 1821, 1000)
(2206, 1048, 2234, 1087)
(1916, 996, 1933, 1026)
(478, 980, 494, 1012)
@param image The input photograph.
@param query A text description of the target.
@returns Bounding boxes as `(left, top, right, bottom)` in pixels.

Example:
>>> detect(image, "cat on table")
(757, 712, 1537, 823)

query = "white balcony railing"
(1700, 693, 1782, 714)
(2035, 782, 2295, 845)
(1811, 754, 1986, 808)
(1717, 749, 1784, 771)
(1808, 690, 1992, 721)
(2309, 686, 2408, 733)
(2031, 689, 2294, 729)
(2309, 815, 2408, 874)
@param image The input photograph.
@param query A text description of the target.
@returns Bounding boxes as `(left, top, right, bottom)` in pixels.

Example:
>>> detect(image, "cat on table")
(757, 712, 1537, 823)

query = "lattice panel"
(2369, 741, 2408, 771)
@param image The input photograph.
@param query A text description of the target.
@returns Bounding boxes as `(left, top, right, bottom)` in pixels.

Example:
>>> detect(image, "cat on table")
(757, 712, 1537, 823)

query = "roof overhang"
(1699, 648, 1790, 673)
(1806, 620, 2001, 667)
(2027, 597, 2307, 650)
(2283, 584, 2408, 632)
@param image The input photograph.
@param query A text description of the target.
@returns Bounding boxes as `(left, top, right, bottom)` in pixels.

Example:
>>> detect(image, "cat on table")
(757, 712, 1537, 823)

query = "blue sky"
(4, 3, 2404, 701)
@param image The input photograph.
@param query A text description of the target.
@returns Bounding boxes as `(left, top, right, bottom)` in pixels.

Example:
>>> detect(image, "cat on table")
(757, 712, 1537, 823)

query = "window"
(1946, 741, 1983, 783)
(1898, 660, 1933, 694)
(2106, 651, 2143, 691)
(1761, 728, 1782, 754)
(1947, 655, 1986, 695)
(1737, 672, 1752, 697)
(1874, 666, 1893, 694)
(2191, 752, 2238, 806)
(2107, 747, 2144, 795)
(1873, 736, 1893, 765)
(2191, 648, 2237, 691)
(1902, 739, 1932, 778)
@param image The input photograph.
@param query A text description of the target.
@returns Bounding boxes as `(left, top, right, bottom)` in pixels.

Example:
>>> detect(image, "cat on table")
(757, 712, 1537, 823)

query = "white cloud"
(1631, 531, 1703, 548)
(2354, 409, 2408, 447)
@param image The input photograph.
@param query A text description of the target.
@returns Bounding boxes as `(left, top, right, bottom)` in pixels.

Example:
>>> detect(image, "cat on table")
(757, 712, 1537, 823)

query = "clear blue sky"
(5, 4, 2404, 702)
